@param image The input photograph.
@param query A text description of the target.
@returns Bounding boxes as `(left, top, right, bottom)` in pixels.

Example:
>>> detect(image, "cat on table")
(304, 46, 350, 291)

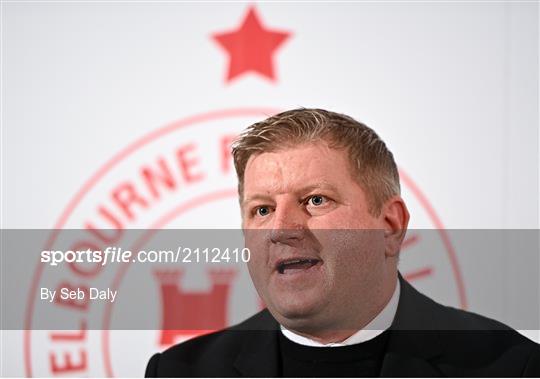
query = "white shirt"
(280, 280, 400, 347)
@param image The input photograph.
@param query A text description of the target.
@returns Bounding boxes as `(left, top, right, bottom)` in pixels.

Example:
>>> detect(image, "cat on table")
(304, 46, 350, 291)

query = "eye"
(307, 195, 326, 206)
(255, 206, 271, 217)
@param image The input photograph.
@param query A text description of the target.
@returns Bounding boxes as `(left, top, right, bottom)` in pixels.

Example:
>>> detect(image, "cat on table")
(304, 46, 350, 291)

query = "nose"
(270, 199, 307, 244)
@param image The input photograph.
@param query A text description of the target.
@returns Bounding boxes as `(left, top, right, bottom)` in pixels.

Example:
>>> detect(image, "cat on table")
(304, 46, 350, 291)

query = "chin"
(269, 296, 326, 324)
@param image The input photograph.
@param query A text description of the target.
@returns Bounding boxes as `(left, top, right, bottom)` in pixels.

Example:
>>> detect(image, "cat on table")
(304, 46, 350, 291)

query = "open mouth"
(276, 258, 321, 274)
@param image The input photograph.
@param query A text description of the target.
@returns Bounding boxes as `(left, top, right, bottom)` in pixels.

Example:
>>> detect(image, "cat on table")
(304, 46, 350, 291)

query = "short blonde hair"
(232, 108, 400, 216)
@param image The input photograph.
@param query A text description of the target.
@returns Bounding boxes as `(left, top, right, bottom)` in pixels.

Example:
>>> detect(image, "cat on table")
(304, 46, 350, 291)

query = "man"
(146, 108, 539, 377)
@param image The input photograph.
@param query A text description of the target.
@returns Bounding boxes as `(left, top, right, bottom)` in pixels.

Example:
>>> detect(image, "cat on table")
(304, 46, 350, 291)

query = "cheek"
(319, 230, 386, 278)
(246, 248, 265, 276)
(246, 256, 267, 298)
(309, 207, 380, 230)
(244, 233, 270, 279)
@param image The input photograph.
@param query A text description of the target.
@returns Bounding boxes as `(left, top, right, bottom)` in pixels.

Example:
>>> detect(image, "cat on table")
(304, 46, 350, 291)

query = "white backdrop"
(1, 1, 538, 377)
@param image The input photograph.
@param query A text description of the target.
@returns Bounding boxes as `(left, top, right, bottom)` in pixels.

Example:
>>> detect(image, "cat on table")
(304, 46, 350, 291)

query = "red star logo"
(212, 6, 291, 83)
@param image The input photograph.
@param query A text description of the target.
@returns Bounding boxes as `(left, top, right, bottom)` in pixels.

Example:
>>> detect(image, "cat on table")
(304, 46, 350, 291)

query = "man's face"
(241, 142, 392, 334)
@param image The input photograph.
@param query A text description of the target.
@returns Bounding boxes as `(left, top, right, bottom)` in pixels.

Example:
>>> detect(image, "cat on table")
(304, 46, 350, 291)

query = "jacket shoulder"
(398, 275, 532, 335)
(436, 305, 539, 376)
(397, 278, 539, 376)
(145, 310, 276, 377)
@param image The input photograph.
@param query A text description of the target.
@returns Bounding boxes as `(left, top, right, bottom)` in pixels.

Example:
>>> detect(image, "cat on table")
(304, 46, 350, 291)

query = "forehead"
(243, 143, 357, 197)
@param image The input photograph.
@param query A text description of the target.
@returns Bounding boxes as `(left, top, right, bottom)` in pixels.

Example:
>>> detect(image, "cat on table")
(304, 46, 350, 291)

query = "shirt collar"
(280, 279, 400, 347)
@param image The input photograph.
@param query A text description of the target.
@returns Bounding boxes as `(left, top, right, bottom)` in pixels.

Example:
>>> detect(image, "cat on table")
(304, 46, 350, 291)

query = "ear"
(381, 196, 410, 258)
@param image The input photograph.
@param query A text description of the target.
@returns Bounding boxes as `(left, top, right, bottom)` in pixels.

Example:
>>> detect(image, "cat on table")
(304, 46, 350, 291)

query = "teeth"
(277, 258, 319, 274)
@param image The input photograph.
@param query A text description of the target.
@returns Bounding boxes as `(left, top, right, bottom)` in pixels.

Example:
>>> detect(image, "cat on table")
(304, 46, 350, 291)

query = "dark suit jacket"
(145, 275, 540, 377)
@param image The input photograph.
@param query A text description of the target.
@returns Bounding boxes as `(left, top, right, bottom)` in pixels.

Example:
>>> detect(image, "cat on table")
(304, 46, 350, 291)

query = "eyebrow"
(242, 182, 340, 205)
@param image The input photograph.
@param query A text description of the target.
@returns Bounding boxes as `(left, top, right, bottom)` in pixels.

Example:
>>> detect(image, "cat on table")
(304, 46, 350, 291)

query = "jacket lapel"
(380, 274, 445, 376)
(233, 310, 281, 377)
